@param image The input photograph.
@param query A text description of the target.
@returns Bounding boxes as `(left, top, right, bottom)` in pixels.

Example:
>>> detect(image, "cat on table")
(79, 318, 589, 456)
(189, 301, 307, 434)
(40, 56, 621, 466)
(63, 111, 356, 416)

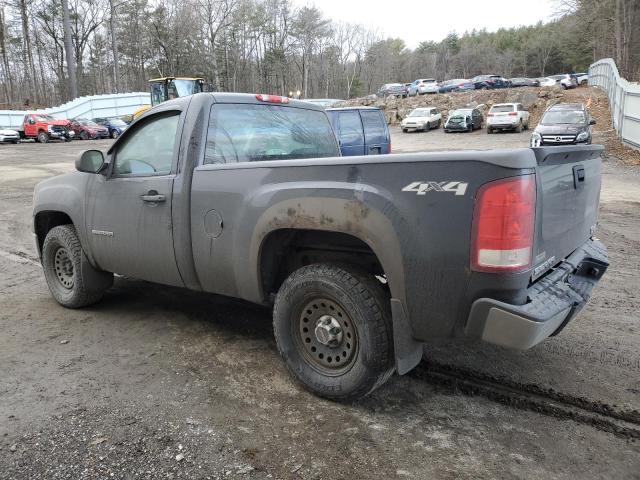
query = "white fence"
(589, 58, 640, 150)
(0, 92, 150, 129)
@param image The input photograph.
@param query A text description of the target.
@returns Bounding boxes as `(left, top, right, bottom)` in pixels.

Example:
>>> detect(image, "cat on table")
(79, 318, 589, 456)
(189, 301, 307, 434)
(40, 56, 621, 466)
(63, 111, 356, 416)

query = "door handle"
(141, 190, 166, 203)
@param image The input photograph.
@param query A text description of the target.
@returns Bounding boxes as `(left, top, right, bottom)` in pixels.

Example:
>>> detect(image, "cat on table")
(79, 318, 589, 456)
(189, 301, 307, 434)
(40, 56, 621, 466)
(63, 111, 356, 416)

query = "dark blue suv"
(326, 107, 391, 156)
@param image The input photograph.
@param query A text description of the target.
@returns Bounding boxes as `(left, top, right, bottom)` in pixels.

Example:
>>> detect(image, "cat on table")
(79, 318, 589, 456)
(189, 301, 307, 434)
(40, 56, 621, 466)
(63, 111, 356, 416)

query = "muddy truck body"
(32, 92, 609, 400)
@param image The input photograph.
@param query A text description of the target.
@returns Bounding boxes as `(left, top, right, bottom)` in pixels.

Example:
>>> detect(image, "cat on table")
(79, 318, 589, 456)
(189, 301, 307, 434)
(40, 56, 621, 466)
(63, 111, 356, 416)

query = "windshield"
(109, 118, 127, 127)
(85, 121, 99, 127)
(491, 105, 515, 113)
(451, 110, 471, 117)
(204, 104, 340, 164)
(34, 115, 55, 121)
(409, 109, 430, 117)
(541, 110, 585, 125)
(168, 79, 203, 99)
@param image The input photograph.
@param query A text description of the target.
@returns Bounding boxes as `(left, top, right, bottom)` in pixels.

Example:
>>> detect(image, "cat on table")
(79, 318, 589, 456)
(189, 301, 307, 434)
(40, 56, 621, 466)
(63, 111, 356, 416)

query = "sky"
(292, 0, 558, 48)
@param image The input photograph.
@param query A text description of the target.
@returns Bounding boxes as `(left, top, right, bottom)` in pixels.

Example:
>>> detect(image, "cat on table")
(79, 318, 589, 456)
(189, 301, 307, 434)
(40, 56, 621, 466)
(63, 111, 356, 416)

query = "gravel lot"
(1, 133, 639, 479)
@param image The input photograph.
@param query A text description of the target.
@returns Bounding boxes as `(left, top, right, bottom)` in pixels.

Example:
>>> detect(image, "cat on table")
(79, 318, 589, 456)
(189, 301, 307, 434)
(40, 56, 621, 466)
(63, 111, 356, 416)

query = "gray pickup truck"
(32, 93, 609, 400)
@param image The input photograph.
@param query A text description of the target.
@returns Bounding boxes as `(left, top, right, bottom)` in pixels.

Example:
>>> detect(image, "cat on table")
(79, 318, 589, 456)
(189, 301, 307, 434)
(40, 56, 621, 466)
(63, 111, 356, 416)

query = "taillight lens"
(508, 112, 518, 116)
(471, 175, 536, 272)
(255, 94, 289, 104)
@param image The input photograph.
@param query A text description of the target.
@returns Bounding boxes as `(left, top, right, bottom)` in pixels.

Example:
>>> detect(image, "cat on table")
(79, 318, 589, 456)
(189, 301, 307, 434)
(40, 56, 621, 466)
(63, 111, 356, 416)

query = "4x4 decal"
(402, 181, 468, 196)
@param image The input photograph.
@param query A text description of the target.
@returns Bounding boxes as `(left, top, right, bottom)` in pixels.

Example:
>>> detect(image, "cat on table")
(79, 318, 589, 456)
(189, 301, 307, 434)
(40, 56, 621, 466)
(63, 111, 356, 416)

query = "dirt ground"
(0, 132, 639, 479)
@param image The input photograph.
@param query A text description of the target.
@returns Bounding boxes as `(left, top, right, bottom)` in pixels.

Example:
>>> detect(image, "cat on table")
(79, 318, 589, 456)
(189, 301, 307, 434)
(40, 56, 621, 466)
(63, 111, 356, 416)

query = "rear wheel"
(487, 127, 493, 134)
(42, 225, 111, 308)
(273, 264, 394, 401)
(37, 131, 49, 143)
(80, 131, 89, 140)
(515, 121, 523, 133)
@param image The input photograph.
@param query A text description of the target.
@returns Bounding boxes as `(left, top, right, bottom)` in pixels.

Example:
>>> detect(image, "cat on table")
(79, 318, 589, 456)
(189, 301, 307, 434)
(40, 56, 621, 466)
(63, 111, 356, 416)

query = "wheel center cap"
(314, 315, 343, 347)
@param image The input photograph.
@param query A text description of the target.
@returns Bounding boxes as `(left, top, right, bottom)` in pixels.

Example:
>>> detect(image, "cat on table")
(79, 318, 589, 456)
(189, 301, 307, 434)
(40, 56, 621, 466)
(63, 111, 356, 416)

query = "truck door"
(24, 115, 36, 137)
(336, 111, 365, 156)
(85, 111, 184, 287)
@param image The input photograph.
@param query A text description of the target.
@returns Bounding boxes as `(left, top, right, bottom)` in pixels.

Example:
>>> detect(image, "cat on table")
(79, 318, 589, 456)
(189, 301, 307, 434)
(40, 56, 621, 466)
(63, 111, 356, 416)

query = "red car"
(70, 118, 110, 140)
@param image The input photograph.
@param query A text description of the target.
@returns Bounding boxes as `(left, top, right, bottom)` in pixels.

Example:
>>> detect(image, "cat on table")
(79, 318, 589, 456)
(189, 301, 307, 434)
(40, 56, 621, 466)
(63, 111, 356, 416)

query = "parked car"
(93, 117, 129, 139)
(444, 107, 483, 132)
(70, 118, 110, 140)
(0, 128, 20, 144)
(550, 74, 578, 89)
(400, 83, 411, 98)
(18, 114, 74, 143)
(439, 79, 475, 93)
(530, 103, 595, 147)
(408, 78, 439, 96)
(575, 72, 589, 85)
(472, 75, 509, 89)
(509, 78, 539, 87)
(326, 107, 391, 156)
(538, 77, 557, 87)
(487, 103, 530, 133)
(33, 92, 608, 400)
(377, 83, 405, 98)
(400, 107, 441, 132)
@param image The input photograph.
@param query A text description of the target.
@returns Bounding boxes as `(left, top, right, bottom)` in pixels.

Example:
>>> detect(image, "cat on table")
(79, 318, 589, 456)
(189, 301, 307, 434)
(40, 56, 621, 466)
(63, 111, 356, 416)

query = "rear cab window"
(204, 104, 339, 164)
(491, 105, 516, 113)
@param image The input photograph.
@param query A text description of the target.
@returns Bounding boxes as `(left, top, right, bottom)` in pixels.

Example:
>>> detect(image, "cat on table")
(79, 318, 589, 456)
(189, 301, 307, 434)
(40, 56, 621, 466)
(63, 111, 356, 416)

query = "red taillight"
(508, 112, 518, 116)
(471, 175, 536, 272)
(255, 94, 290, 104)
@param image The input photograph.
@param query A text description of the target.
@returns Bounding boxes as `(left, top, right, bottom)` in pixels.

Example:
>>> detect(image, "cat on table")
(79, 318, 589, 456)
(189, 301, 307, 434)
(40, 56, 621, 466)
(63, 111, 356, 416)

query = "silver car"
(408, 78, 439, 96)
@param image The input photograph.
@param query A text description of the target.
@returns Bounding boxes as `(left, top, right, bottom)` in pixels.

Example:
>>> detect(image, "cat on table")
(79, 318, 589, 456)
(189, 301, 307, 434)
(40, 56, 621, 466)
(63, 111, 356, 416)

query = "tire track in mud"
(412, 361, 640, 440)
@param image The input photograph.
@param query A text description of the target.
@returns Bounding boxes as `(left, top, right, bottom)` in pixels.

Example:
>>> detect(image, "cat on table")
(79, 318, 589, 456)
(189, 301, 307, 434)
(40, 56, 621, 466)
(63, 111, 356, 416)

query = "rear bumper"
(465, 238, 608, 349)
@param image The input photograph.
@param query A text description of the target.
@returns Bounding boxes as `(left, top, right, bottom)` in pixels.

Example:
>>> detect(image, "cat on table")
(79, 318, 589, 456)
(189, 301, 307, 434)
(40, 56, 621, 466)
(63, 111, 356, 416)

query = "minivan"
(326, 107, 391, 156)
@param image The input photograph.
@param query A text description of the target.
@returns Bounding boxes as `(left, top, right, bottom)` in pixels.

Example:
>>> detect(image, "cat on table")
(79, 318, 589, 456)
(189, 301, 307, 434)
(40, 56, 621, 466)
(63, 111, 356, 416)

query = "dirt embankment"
(338, 86, 640, 165)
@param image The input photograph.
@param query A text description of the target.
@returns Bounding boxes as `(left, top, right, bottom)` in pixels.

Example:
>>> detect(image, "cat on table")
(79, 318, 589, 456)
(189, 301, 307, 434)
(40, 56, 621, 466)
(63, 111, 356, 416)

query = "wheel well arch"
(258, 228, 386, 301)
(34, 211, 73, 252)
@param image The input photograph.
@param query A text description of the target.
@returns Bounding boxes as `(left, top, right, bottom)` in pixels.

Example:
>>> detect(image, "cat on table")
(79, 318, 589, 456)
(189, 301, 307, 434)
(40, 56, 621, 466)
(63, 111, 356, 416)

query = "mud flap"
(81, 251, 113, 293)
(390, 298, 423, 375)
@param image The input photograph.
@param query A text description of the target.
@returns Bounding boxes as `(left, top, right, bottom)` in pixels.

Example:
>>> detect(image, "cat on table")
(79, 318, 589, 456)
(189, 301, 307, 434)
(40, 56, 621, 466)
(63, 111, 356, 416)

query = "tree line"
(0, 0, 637, 108)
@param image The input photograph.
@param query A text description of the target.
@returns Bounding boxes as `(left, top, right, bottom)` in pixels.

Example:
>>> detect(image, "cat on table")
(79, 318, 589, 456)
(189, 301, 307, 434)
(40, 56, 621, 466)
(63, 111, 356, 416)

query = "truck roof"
(209, 92, 325, 110)
(326, 106, 381, 111)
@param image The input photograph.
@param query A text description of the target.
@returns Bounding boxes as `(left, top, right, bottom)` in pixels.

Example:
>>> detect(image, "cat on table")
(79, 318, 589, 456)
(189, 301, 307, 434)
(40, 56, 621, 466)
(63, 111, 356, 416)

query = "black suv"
(530, 103, 596, 147)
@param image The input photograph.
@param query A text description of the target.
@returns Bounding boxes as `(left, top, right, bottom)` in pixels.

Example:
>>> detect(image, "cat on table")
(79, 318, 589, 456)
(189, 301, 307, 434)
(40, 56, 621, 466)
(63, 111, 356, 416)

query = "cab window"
(113, 113, 180, 176)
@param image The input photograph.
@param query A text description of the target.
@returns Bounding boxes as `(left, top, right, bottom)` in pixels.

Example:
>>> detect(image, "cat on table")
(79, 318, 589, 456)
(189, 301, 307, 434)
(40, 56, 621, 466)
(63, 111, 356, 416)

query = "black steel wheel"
(294, 297, 358, 376)
(273, 264, 394, 401)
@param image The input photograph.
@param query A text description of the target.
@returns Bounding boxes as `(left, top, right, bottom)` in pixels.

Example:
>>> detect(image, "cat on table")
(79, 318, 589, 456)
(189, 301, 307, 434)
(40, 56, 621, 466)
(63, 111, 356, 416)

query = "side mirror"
(76, 149, 105, 174)
(28, 119, 35, 125)
(589, 119, 596, 125)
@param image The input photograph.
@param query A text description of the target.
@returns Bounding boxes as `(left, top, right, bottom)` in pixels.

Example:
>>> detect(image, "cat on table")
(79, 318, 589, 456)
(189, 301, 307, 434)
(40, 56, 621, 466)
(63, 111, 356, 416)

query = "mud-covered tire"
(273, 264, 394, 401)
(42, 225, 108, 308)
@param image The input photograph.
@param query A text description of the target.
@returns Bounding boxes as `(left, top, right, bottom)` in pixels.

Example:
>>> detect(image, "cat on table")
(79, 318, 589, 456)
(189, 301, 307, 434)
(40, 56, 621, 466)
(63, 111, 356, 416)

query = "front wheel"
(42, 225, 111, 308)
(111, 130, 119, 139)
(273, 264, 394, 401)
(37, 131, 49, 143)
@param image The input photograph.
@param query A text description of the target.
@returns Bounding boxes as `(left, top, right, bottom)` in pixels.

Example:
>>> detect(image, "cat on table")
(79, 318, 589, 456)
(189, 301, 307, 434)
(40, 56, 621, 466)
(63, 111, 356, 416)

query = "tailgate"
(532, 145, 603, 279)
